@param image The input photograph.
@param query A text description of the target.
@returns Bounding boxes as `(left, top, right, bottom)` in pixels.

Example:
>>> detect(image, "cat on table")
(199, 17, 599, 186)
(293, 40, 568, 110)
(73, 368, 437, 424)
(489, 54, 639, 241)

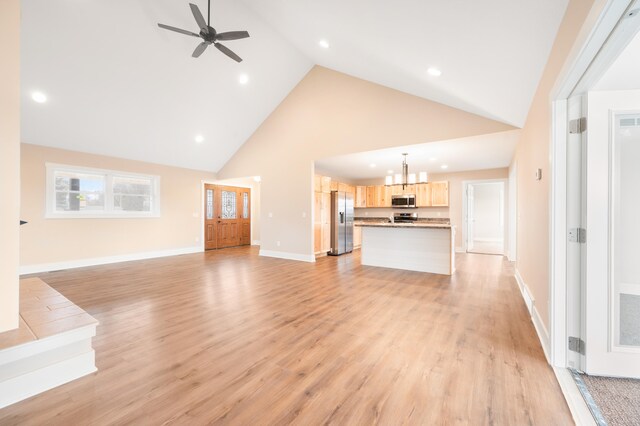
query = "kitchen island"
(356, 222, 455, 275)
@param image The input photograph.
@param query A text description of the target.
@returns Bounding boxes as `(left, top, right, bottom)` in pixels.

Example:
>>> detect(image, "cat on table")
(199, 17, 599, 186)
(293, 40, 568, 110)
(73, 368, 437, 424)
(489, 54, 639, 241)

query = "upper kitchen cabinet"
(430, 181, 449, 207)
(321, 176, 332, 193)
(355, 186, 367, 208)
(416, 183, 431, 207)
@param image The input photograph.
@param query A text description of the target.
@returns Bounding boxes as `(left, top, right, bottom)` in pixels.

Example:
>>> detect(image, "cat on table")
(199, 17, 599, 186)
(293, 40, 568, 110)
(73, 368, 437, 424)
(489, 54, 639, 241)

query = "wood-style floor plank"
(0, 247, 572, 425)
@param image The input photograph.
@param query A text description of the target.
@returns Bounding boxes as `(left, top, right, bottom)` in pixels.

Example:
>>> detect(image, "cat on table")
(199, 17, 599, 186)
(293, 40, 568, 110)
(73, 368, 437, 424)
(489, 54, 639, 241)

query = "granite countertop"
(355, 222, 452, 229)
(354, 216, 451, 229)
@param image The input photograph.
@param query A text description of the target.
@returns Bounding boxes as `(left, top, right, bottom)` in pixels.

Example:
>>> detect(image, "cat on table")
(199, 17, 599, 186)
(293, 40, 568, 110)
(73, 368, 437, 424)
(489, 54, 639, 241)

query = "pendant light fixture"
(401, 153, 409, 189)
(384, 153, 429, 187)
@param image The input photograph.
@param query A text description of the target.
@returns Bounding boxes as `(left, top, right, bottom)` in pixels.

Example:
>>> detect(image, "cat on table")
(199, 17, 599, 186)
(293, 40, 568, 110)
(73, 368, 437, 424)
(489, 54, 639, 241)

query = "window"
(46, 163, 160, 218)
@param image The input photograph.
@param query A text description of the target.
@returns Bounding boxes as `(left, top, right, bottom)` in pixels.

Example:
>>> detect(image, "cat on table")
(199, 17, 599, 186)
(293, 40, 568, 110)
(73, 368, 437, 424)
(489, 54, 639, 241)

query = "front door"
(204, 184, 251, 250)
(583, 89, 640, 378)
(217, 186, 241, 248)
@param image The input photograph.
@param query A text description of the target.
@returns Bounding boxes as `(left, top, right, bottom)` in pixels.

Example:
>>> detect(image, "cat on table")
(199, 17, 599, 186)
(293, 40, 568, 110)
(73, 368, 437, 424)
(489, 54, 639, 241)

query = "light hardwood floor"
(1, 248, 572, 425)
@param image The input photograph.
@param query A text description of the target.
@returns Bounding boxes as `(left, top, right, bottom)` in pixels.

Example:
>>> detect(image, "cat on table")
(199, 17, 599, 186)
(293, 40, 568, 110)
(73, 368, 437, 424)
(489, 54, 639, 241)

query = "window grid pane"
(222, 191, 236, 219)
(243, 192, 249, 219)
(53, 171, 106, 212)
(206, 189, 214, 220)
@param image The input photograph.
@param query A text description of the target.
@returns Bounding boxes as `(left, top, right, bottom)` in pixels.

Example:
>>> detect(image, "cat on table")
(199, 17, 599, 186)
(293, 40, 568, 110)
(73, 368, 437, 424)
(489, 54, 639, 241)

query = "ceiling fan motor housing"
(201, 27, 217, 43)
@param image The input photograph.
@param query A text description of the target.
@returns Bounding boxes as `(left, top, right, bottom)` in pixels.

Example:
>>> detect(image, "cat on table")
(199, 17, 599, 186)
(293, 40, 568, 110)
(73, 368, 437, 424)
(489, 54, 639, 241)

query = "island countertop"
(355, 222, 452, 229)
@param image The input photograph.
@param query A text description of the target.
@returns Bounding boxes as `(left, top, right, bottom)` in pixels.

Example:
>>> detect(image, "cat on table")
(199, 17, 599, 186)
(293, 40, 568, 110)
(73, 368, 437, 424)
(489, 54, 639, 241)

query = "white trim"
(19, 246, 202, 275)
(515, 269, 534, 313)
(259, 249, 316, 263)
(551, 98, 569, 368)
(553, 367, 598, 426)
(533, 305, 551, 363)
(0, 323, 97, 409)
(252, 239, 261, 246)
(515, 269, 550, 362)
(45, 162, 161, 219)
(455, 246, 465, 253)
(461, 179, 508, 253)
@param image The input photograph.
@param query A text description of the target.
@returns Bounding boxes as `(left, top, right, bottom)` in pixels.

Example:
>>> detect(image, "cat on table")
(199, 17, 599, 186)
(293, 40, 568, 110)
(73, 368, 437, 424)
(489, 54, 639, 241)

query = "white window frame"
(46, 163, 161, 219)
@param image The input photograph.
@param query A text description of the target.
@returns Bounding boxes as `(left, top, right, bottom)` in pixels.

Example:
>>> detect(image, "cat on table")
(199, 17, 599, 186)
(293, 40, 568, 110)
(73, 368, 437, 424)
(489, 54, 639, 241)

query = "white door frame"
(461, 178, 508, 254)
(548, 0, 640, 368)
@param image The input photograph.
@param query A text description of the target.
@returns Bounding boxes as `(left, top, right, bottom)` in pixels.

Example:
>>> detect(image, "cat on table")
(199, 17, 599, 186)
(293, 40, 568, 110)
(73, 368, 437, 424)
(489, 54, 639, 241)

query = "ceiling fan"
(158, 0, 249, 62)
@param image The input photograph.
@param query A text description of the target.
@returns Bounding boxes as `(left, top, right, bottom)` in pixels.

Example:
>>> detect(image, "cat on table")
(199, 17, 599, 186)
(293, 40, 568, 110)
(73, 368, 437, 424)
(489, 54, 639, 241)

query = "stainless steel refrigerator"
(329, 191, 354, 256)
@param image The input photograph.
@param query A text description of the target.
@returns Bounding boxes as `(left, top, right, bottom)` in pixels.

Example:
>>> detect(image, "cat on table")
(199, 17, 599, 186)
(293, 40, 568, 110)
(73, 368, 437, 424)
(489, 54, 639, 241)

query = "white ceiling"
(21, 0, 312, 172)
(22, 0, 568, 173)
(241, 0, 569, 127)
(594, 28, 640, 90)
(315, 130, 521, 180)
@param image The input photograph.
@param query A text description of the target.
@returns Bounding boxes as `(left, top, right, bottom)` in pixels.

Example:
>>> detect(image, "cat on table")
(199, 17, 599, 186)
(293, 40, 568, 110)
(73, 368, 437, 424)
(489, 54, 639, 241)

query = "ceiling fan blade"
(158, 23, 200, 38)
(216, 31, 250, 41)
(189, 3, 209, 33)
(192, 42, 209, 58)
(214, 42, 242, 62)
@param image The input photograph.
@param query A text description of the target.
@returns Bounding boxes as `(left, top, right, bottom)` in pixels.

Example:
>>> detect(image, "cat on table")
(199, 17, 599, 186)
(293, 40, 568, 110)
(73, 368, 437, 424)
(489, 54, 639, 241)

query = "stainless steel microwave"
(391, 194, 416, 208)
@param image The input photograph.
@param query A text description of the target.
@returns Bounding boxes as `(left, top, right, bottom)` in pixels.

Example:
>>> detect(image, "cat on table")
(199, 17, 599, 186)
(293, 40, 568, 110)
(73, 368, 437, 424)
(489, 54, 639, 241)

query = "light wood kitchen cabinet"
(313, 191, 332, 255)
(416, 183, 431, 207)
(355, 186, 367, 207)
(314, 175, 322, 193)
(366, 186, 376, 207)
(330, 180, 339, 191)
(321, 176, 332, 193)
(430, 181, 449, 206)
(391, 185, 403, 196)
(353, 225, 362, 248)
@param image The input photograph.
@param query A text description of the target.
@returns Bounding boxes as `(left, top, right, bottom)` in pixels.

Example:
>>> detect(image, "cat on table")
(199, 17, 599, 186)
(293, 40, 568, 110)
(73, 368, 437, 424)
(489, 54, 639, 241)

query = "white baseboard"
(20, 246, 202, 275)
(251, 240, 261, 246)
(532, 305, 551, 363)
(515, 268, 550, 363)
(259, 249, 316, 263)
(514, 269, 534, 313)
(553, 367, 597, 426)
(0, 325, 97, 409)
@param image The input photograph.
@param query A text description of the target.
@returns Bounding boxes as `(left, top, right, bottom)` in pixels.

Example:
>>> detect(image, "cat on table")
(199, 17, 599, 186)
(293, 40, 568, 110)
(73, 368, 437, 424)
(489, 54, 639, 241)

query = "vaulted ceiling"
(21, 0, 569, 173)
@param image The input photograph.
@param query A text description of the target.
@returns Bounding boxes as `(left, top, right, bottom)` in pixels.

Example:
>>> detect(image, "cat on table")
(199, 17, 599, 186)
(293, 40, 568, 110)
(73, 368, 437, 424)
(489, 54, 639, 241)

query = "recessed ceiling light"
(427, 67, 442, 77)
(195, 135, 204, 143)
(429, 157, 437, 162)
(369, 163, 376, 168)
(318, 39, 330, 49)
(441, 164, 448, 169)
(238, 74, 249, 85)
(387, 170, 393, 174)
(32, 91, 47, 103)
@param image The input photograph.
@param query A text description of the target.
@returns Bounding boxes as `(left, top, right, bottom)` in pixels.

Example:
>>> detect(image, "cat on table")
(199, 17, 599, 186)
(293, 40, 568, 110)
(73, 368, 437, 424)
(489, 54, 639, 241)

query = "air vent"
(620, 118, 640, 127)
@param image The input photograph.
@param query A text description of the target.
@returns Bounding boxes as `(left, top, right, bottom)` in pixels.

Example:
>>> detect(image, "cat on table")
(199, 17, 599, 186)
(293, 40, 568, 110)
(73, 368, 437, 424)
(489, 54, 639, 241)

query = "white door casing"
(467, 184, 475, 251)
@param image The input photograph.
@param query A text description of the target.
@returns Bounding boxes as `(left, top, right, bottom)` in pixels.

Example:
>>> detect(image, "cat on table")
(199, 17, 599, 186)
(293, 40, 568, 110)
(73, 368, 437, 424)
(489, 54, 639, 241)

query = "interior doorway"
(465, 181, 505, 255)
(203, 184, 251, 250)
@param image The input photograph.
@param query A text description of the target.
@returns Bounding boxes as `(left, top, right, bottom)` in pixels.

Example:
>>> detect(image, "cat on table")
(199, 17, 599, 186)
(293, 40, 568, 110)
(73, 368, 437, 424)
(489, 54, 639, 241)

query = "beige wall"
(21, 144, 216, 268)
(512, 0, 595, 328)
(219, 66, 515, 257)
(354, 168, 509, 249)
(0, 0, 20, 332)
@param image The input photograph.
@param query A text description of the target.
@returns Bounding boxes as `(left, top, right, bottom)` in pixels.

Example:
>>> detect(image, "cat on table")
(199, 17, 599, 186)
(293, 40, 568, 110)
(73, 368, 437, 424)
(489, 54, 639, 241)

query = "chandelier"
(384, 153, 428, 189)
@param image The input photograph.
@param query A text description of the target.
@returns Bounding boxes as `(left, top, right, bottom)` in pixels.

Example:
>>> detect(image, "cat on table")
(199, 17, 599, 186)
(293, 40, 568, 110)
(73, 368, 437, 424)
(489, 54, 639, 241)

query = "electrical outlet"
(268, 212, 273, 218)
(195, 237, 200, 243)
(276, 241, 281, 247)
(302, 212, 306, 218)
